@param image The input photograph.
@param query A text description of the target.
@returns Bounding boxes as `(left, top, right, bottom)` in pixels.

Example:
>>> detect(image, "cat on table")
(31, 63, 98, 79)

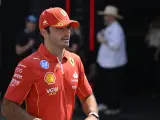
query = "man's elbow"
(1, 100, 8, 117)
(1, 98, 15, 117)
(15, 45, 23, 55)
(83, 93, 94, 102)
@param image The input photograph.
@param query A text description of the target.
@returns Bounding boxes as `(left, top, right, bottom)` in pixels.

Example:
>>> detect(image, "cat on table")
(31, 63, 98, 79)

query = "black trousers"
(145, 46, 160, 94)
(95, 63, 125, 109)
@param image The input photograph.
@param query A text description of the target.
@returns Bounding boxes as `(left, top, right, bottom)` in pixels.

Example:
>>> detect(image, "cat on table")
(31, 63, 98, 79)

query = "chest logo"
(46, 87, 58, 95)
(40, 60, 49, 69)
(73, 72, 78, 79)
(44, 72, 56, 85)
(69, 57, 75, 66)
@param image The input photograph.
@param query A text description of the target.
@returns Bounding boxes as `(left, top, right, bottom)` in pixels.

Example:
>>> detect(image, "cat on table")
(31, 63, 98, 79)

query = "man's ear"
(40, 29, 47, 36)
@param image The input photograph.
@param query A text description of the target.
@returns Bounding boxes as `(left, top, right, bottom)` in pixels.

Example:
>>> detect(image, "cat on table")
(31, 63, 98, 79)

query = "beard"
(104, 20, 109, 26)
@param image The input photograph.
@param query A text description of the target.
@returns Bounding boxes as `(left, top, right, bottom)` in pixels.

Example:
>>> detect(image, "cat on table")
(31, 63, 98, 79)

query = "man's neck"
(109, 20, 116, 25)
(44, 41, 64, 61)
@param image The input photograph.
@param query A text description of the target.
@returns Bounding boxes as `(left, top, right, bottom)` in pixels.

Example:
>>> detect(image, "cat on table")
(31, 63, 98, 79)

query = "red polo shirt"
(5, 44, 92, 120)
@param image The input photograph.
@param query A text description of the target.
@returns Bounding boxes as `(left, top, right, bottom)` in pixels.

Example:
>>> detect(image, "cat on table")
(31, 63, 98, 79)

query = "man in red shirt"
(1, 7, 99, 120)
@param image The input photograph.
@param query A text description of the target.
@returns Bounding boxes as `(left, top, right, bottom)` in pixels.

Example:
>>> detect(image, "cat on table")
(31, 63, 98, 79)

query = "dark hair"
(26, 15, 37, 23)
(39, 26, 50, 41)
(45, 26, 50, 33)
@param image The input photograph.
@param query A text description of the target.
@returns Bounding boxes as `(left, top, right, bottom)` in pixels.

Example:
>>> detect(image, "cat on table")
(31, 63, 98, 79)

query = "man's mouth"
(62, 38, 70, 41)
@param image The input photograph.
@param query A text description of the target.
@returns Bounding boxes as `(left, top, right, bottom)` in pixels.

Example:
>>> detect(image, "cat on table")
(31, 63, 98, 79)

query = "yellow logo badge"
(56, 22, 63, 26)
(60, 9, 67, 16)
(44, 72, 56, 85)
(69, 57, 74, 66)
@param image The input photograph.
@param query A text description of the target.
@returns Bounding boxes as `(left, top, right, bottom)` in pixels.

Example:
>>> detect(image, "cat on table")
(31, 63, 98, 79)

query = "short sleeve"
(4, 62, 35, 104)
(76, 57, 92, 100)
(104, 25, 124, 49)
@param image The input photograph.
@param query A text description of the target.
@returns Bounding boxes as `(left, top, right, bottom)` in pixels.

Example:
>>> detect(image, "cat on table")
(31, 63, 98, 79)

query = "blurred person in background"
(15, 15, 41, 62)
(145, 16, 160, 97)
(67, 27, 81, 53)
(96, 5, 127, 115)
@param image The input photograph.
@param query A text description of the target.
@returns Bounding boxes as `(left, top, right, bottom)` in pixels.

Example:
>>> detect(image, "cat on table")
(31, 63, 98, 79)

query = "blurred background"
(1, 0, 160, 120)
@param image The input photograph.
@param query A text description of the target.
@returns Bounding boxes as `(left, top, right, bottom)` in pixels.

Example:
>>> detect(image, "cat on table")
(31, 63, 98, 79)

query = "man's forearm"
(97, 37, 107, 44)
(16, 44, 31, 55)
(81, 94, 98, 116)
(1, 98, 36, 120)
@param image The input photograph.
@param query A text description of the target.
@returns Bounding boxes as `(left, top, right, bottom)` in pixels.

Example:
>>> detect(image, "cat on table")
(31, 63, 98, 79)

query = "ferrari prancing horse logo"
(69, 57, 74, 66)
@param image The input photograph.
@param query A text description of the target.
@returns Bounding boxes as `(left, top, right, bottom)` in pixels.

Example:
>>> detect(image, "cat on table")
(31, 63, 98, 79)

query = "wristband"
(89, 112, 99, 119)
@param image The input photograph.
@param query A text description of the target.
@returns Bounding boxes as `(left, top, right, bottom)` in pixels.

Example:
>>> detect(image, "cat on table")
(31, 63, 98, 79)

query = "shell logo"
(44, 72, 56, 85)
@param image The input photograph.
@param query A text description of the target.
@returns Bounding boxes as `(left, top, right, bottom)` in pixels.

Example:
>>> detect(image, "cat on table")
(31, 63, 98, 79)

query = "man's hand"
(97, 31, 106, 44)
(28, 39, 35, 48)
(85, 115, 98, 120)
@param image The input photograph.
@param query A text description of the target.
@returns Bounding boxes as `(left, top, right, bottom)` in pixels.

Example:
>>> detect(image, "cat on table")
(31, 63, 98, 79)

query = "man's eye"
(56, 28, 61, 30)
(67, 26, 71, 29)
